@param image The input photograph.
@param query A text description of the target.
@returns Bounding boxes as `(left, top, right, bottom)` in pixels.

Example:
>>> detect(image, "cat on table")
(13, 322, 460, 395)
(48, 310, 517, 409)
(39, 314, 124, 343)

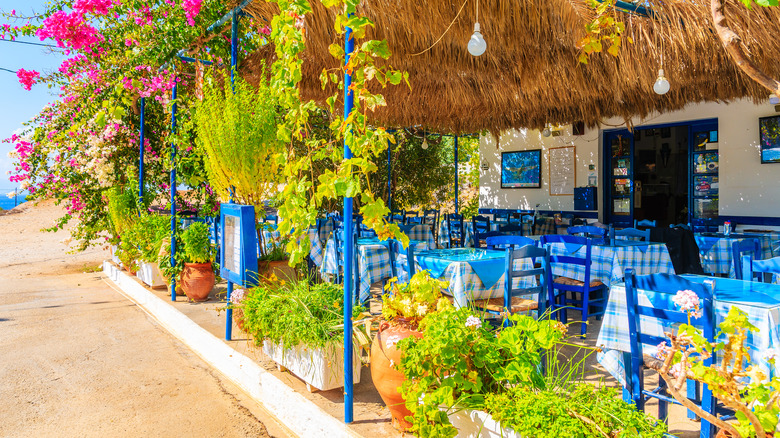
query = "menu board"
(220, 204, 258, 287)
(223, 215, 241, 274)
(549, 146, 576, 196)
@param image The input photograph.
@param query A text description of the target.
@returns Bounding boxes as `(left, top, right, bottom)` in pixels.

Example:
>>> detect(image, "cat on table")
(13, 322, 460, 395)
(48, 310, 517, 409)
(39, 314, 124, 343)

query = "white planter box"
(262, 340, 361, 392)
(111, 245, 122, 266)
(137, 261, 166, 288)
(447, 408, 522, 438)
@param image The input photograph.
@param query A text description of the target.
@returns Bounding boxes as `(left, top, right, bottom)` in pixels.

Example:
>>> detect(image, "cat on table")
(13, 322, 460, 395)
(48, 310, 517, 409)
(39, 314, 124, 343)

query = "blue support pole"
(225, 10, 239, 341)
(342, 21, 355, 425)
(455, 135, 459, 214)
(170, 81, 178, 302)
(387, 139, 392, 211)
(138, 97, 145, 213)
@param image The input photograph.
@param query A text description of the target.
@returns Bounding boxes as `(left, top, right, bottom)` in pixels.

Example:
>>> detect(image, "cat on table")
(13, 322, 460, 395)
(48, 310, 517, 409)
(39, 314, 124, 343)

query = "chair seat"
(553, 276, 605, 288)
(473, 296, 539, 313)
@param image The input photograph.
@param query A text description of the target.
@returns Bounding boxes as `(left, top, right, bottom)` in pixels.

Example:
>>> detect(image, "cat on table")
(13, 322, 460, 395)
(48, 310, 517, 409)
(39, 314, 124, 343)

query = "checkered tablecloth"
(415, 249, 537, 308)
(439, 220, 475, 247)
(397, 224, 436, 249)
(597, 276, 780, 387)
(306, 221, 334, 267)
(695, 234, 776, 276)
(545, 241, 675, 288)
(534, 217, 557, 235)
(321, 238, 431, 302)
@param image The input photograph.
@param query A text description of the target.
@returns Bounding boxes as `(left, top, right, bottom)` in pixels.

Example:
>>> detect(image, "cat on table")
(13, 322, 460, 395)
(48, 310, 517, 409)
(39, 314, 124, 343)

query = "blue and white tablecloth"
(321, 237, 431, 302)
(396, 224, 436, 249)
(438, 220, 476, 248)
(545, 241, 675, 288)
(533, 217, 557, 236)
(415, 248, 536, 308)
(695, 233, 776, 276)
(597, 275, 780, 387)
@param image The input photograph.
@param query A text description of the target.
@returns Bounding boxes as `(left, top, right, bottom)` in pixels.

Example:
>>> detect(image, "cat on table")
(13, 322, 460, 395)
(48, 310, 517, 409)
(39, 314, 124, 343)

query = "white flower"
(385, 335, 402, 349)
(230, 288, 247, 305)
(389, 359, 395, 369)
(672, 290, 701, 315)
(669, 362, 687, 378)
(416, 303, 428, 316)
(465, 315, 482, 329)
(655, 342, 671, 360)
(6, 191, 15, 199)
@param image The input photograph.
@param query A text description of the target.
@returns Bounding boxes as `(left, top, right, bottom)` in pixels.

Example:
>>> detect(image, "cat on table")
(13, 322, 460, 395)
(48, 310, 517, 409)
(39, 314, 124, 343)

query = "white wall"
(479, 98, 780, 221)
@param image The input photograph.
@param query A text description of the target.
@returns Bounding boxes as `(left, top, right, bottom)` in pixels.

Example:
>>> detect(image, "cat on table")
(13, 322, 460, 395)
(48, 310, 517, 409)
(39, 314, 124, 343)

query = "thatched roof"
(236, 0, 780, 133)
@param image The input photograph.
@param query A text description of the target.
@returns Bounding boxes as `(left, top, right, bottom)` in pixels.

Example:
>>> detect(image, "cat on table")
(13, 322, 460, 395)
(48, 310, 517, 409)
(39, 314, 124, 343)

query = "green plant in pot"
(178, 221, 215, 302)
(257, 227, 294, 281)
(371, 271, 452, 431)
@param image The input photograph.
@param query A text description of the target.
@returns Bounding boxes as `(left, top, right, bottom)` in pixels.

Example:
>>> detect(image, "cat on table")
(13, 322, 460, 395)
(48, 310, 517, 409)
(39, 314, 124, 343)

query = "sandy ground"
(0, 200, 289, 438)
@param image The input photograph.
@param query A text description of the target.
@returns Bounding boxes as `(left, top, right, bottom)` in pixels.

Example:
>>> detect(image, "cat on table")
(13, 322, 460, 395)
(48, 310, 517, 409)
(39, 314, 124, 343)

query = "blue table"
(597, 275, 780, 387)
(415, 248, 536, 308)
(695, 232, 777, 276)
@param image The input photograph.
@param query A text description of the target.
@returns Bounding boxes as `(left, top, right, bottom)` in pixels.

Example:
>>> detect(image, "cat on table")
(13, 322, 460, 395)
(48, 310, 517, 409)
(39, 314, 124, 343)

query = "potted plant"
(178, 221, 215, 302)
(397, 308, 668, 437)
(228, 287, 248, 331)
(257, 231, 295, 281)
(654, 295, 780, 438)
(241, 276, 367, 392)
(370, 271, 451, 431)
(106, 185, 138, 269)
(132, 213, 170, 288)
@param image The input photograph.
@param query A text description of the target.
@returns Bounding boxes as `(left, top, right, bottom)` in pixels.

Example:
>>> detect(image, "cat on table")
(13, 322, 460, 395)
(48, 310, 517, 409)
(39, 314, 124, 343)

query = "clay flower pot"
(180, 262, 215, 302)
(370, 319, 423, 431)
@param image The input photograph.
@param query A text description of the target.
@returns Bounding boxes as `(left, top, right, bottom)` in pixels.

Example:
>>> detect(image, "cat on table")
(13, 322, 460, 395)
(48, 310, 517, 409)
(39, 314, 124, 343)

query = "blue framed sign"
(760, 115, 780, 163)
(220, 204, 258, 287)
(501, 149, 542, 188)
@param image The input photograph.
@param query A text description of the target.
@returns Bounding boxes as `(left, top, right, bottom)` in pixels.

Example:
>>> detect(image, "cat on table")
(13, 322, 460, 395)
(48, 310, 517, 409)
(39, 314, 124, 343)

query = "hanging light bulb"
(421, 136, 429, 150)
(467, 0, 486, 57)
(653, 68, 670, 95)
(468, 23, 486, 57)
(542, 125, 551, 137)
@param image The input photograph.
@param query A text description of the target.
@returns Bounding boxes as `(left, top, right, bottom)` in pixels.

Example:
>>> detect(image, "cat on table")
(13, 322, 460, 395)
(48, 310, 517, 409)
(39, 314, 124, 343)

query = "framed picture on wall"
(759, 115, 780, 163)
(501, 149, 542, 188)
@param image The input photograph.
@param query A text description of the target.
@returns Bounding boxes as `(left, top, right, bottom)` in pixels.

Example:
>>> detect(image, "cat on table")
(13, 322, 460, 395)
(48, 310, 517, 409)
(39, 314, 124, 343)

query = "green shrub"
(180, 222, 213, 264)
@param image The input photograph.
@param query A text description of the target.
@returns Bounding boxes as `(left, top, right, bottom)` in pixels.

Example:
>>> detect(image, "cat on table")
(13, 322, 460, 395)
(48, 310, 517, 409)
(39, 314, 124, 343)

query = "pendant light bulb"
(422, 137, 429, 150)
(468, 22, 487, 57)
(542, 126, 551, 138)
(653, 68, 670, 95)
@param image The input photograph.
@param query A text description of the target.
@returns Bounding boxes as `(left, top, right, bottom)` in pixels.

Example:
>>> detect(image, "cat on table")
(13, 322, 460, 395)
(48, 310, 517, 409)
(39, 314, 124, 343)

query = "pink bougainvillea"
(73, 0, 113, 16)
(36, 10, 101, 51)
(181, 0, 202, 26)
(17, 69, 40, 90)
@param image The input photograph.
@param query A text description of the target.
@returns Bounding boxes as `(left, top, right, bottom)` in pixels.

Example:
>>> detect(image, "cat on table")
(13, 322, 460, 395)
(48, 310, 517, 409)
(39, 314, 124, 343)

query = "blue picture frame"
(501, 149, 542, 188)
(760, 115, 780, 163)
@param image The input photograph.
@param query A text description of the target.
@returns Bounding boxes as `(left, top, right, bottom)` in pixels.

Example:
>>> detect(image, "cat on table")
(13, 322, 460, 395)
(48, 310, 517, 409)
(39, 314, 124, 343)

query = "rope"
(411, 0, 470, 56)
(0, 67, 17, 74)
(0, 39, 59, 49)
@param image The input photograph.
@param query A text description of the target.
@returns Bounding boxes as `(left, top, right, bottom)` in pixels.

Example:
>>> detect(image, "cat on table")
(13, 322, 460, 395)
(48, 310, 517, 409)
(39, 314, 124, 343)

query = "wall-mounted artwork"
(760, 115, 780, 163)
(501, 149, 542, 188)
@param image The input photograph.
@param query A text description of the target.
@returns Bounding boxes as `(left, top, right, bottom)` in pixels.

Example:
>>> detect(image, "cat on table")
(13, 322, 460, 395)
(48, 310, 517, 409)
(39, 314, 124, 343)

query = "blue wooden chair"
(634, 219, 657, 228)
(404, 210, 420, 224)
(472, 215, 492, 247)
(388, 209, 405, 223)
(670, 223, 691, 230)
(388, 239, 416, 284)
(473, 244, 549, 323)
(521, 214, 535, 235)
(446, 213, 465, 248)
(614, 227, 651, 242)
(498, 224, 524, 235)
(540, 234, 607, 337)
(741, 254, 780, 283)
(623, 269, 717, 437)
(731, 238, 760, 280)
(493, 212, 509, 227)
(485, 235, 535, 250)
(422, 209, 439, 244)
(567, 225, 609, 245)
(474, 231, 505, 248)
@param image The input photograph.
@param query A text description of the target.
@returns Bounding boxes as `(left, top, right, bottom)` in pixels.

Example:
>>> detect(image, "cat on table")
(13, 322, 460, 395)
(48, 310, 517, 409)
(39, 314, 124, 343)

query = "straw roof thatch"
(236, 0, 780, 134)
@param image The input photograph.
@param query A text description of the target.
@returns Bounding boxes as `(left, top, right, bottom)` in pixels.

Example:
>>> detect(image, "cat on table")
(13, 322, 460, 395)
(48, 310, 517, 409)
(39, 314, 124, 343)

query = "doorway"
(603, 119, 719, 228)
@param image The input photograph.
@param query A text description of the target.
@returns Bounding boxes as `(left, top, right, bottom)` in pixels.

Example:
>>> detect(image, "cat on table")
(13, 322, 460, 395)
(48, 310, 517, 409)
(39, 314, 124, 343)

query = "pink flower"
(656, 342, 671, 360)
(182, 0, 202, 26)
(17, 69, 40, 90)
(260, 25, 271, 35)
(672, 289, 701, 318)
(73, 0, 113, 15)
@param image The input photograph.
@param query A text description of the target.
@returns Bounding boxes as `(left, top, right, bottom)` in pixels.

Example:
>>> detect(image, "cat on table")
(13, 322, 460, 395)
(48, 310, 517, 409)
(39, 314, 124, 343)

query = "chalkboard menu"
(549, 146, 576, 196)
(220, 204, 258, 287)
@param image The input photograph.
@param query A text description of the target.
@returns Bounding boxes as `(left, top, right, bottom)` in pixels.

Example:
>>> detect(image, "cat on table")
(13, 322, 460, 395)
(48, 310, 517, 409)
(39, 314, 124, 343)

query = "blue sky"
(0, 1, 66, 194)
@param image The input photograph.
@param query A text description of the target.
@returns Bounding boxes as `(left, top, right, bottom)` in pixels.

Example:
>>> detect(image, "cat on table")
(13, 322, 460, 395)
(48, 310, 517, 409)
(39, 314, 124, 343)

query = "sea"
(0, 197, 27, 211)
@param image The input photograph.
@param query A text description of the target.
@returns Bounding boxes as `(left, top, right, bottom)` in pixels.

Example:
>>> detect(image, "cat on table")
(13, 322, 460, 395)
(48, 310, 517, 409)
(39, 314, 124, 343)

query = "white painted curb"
(103, 261, 362, 438)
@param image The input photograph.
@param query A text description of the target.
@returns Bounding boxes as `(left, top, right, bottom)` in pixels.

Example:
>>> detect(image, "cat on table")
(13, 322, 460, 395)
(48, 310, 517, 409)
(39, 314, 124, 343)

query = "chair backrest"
(472, 215, 491, 235)
(498, 224, 524, 235)
(634, 219, 656, 228)
(669, 223, 691, 230)
(741, 254, 780, 283)
(388, 209, 405, 223)
(474, 231, 505, 249)
(731, 238, 761, 280)
(541, 234, 594, 290)
(388, 239, 416, 282)
(614, 227, 650, 242)
(504, 244, 550, 315)
(404, 210, 420, 224)
(486, 235, 535, 250)
(422, 209, 439, 227)
(623, 270, 715, 405)
(447, 213, 465, 247)
(493, 212, 509, 226)
(567, 225, 608, 244)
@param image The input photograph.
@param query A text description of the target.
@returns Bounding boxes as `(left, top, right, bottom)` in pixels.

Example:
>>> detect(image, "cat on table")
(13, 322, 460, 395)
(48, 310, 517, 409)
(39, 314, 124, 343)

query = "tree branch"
(711, 0, 780, 96)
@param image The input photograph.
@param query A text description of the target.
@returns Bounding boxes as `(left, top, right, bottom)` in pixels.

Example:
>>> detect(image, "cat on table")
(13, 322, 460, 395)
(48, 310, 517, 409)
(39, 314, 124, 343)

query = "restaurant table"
(396, 223, 437, 249)
(438, 217, 559, 248)
(597, 275, 780, 387)
(544, 240, 675, 289)
(694, 232, 778, 277)
(321, 237, 431, 302)
(415, 248, 536, 308)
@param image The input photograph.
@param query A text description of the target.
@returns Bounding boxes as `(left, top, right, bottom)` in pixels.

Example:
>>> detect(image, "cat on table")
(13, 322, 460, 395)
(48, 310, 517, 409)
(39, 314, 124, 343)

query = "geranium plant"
(381, 271, 452, 327)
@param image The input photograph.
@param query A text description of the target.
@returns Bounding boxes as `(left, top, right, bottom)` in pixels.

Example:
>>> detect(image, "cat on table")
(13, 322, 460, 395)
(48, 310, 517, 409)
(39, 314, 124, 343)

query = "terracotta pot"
(258, 260, 295, 282)
(717, 430, 773, 438)
(180, 262, 215, 302)
(370, 319, 423, 431)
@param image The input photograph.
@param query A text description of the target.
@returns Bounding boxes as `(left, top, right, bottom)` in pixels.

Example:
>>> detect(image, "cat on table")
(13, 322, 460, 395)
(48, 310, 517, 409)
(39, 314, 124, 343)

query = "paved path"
(0, 201, 289, 438)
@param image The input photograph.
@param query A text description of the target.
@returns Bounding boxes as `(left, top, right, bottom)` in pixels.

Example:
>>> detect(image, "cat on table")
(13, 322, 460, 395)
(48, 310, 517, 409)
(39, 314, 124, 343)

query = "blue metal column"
(342, 21, 355, 425)
(387, 139, 392, 211)
(138, 97, 145, 211)
(169, 81, 178, 302)
(455, 135, 459, 213)
(225, 9, 239, 341)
